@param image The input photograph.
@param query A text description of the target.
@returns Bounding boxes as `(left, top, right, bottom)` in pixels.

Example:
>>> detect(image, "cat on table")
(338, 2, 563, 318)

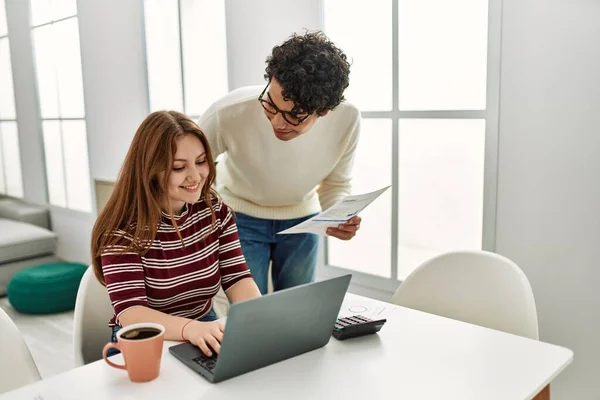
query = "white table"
(1, 293, 572, 400)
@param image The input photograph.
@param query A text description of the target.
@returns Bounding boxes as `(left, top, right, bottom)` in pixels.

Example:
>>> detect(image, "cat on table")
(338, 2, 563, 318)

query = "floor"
(0, 297, 74, 379)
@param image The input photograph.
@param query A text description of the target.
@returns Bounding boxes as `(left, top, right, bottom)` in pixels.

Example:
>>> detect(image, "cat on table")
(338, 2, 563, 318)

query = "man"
(198, 31, 361, 295)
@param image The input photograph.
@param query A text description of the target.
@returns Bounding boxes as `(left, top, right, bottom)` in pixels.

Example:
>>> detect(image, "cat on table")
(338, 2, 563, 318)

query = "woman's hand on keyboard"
(183, 320, 225, 356)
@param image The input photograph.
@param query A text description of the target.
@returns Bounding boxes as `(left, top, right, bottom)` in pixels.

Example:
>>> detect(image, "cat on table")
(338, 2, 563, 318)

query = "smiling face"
(164, 134, 209, 214)
(262, 79, 326, 141)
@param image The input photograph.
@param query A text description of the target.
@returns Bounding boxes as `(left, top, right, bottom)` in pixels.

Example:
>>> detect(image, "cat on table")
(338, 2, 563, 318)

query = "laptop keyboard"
(192, 353, 218, 372)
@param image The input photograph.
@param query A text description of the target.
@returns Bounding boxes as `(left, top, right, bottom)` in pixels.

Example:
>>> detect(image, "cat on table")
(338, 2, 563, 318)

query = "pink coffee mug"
(102, 322, 165, 382)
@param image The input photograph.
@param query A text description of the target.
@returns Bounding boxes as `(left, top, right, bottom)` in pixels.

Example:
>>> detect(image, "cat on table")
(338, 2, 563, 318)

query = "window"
(324, 0, 499, 286)
(31, 0, 92, 212)
(143, 0, 228, 120)
(0, 0, 24, 198)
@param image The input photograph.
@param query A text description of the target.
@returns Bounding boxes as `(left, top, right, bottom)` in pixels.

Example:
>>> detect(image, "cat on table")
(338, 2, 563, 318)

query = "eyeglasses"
(258, 83, 310, 126)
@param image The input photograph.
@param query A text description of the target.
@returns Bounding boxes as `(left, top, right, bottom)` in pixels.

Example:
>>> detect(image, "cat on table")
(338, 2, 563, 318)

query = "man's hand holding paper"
(277, 186, 390, 237)
(326, 215, 361, 240)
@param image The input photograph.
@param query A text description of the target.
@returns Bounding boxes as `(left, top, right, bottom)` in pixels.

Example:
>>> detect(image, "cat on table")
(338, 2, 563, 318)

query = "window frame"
(0, 2, 24, 198)
(321, 0, 502, 294)
(30, 8, 93, 213)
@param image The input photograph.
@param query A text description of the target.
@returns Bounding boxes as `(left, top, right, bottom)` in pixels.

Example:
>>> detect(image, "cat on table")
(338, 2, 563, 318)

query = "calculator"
(332, 315, 387, 340)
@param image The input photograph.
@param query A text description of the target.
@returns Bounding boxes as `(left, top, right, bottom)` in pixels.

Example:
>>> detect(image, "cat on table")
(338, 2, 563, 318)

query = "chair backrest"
(391, 250, 539, 340)
(73, 266, 114, 366)
(0, 308, 41, 394)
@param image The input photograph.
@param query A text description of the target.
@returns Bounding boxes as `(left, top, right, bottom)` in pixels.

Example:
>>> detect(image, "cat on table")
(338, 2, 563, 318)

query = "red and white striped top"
(101, 199, 252, 326)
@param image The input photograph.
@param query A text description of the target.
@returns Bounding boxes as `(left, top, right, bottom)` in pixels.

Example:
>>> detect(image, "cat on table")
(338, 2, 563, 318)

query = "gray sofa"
(0, 197, 58, 296)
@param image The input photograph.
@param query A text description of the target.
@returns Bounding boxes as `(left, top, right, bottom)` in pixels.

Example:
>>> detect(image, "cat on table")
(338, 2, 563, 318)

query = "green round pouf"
(7, 262, 88, 314)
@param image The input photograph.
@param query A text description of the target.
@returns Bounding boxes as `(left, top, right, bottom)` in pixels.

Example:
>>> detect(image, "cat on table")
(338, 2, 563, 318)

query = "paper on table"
(277, 186, 391, 235)
(338, 301, 398, 320)
(31, 392, 63, 400)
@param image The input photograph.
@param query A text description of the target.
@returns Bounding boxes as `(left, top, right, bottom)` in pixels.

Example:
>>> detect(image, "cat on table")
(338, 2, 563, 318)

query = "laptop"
(169, 274, 351, 383)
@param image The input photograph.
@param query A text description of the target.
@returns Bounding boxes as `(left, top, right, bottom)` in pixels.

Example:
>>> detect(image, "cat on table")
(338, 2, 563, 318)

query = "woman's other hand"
(183, 320, 225, 356)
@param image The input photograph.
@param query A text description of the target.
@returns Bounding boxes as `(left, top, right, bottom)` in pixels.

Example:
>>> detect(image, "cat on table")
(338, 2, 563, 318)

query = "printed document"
(277, 186, 390, 235)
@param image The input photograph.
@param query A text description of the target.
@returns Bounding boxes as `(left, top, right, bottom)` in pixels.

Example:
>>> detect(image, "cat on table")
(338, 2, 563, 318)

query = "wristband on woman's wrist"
(181, 319, 194, 341)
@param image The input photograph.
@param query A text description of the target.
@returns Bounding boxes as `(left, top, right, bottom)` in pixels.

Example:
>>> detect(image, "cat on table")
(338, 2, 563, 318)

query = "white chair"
(0, 308, 41, 394)
(391, 250, 539, 340)
(73, 266, 113, 366)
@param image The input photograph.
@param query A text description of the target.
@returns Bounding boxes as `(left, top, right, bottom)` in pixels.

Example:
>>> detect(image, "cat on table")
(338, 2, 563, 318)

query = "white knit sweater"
(198, 86, 361, 220)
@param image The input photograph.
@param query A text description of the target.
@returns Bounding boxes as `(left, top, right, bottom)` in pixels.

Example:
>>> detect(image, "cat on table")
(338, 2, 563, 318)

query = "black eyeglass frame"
(258, 83, 311, 126)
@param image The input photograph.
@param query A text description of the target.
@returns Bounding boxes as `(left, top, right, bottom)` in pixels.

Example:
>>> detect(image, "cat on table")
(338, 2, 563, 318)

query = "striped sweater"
(101, 199, 252, 326)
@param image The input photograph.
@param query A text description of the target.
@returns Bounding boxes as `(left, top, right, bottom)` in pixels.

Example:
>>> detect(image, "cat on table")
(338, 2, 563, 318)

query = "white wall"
(77, 0, 149, 183)
(495, 0, 600, 398)
(225, 0, 322, 89)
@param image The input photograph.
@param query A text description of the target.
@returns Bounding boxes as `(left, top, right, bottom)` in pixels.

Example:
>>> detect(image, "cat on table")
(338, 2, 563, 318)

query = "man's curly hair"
(264, 31, 351, 115)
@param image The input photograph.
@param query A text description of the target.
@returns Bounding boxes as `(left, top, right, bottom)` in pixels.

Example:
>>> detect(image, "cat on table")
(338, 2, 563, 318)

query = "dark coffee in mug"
(103, 322, 165, 382)
(121, 327, 162, 340)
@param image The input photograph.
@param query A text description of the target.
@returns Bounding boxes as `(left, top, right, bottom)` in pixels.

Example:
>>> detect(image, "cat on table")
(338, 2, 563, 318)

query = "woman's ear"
(317, 110, 330, 117)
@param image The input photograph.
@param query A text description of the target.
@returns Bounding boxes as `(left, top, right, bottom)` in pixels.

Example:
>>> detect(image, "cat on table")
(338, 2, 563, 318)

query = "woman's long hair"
(91, 111, 217, 285)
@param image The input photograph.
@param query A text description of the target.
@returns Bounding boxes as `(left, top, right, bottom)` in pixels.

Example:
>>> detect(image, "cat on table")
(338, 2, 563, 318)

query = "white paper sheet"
(338, 301, 398, 320)
(31, 392, 63, 400)
(277, 186, 391, 235)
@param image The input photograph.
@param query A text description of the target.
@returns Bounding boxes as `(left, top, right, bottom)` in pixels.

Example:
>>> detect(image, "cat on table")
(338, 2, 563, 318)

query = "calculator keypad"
(334, 315, 372, 330)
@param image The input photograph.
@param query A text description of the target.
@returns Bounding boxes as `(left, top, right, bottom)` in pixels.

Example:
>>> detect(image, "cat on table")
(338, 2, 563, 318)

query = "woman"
(91, 111, 261, 357)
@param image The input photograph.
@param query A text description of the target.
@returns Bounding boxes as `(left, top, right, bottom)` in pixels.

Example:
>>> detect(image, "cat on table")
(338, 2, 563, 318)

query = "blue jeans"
(107, 309, 218, 357)
(235, 212, 319, 294)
